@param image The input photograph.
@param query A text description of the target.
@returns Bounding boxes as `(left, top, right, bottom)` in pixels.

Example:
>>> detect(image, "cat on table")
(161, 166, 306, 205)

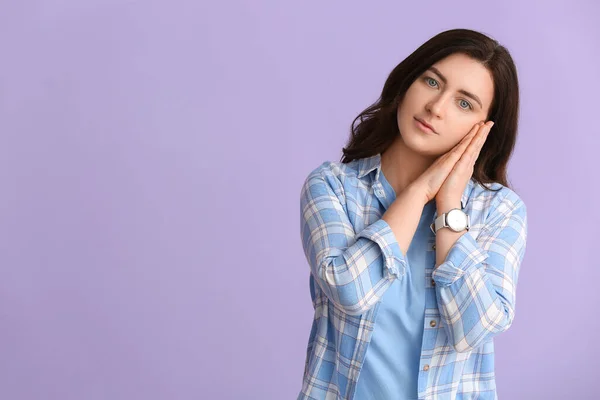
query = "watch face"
(447, 209, 467, 231)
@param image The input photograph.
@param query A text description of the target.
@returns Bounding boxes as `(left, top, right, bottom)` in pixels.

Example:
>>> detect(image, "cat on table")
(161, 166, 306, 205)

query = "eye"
(424, 77, 438, 88)
(459, 99, 473, 110)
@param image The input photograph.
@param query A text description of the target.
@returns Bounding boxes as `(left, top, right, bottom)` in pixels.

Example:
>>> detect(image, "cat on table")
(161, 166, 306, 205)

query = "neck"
(380, 136, 437, 196)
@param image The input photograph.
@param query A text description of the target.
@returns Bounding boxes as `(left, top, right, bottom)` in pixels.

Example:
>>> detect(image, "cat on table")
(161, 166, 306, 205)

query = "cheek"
(443, 122, 478, 148)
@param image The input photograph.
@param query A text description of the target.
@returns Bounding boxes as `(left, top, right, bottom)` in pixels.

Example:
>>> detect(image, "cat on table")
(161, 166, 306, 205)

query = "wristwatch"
(430, 208, 470, 234)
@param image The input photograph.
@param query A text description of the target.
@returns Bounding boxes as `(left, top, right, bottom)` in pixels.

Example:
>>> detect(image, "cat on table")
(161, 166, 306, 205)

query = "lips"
(414, 117, 437, 134)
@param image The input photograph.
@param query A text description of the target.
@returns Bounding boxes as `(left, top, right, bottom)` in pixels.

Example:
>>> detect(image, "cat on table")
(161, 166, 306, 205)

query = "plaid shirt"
(298, 154, 528, 400)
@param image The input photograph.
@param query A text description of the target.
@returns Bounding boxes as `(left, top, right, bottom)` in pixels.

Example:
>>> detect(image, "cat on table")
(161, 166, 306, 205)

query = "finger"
(471, 121, 492, 147)
(464, 121, 484, 143)
(439, 121, 485, 168)
(454, 154, 474, 174)
(453, 122, 482, 154)
(477, 121, 493, 147)
(465, 121, 487, 146)
(452, 122, 484, 159)
(469, 122, 494, 161)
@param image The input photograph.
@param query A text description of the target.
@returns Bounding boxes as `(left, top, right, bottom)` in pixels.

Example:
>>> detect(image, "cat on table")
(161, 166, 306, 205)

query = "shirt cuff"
(432, 231, 489, 286)
(355, 218, 407, 278)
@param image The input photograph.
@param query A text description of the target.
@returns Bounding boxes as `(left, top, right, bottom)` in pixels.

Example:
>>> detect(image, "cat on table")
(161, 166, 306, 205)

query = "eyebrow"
(427, 66, 483, 109)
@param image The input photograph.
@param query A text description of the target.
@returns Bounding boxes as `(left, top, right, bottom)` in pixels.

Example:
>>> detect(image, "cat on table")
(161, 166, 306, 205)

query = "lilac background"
(1, 1, 598, 399)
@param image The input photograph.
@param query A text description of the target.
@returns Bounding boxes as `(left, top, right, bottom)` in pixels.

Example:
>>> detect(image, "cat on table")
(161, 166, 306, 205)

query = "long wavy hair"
(341, 29, 520, 191)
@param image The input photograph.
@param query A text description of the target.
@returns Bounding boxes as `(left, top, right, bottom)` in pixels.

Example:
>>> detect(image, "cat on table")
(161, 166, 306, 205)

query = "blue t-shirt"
(354, 169, 436, 400)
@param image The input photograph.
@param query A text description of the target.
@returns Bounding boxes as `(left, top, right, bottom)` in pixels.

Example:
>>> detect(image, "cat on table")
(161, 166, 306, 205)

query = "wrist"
(436, 199, 462, 214)
(406, 183, 429, 206)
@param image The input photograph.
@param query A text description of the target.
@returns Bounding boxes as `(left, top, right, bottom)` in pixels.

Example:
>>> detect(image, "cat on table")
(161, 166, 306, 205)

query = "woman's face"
(396, 53, 495, 157)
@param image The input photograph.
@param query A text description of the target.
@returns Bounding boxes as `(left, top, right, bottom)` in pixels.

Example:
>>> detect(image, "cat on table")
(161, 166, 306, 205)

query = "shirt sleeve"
(300, 170, 407, 315)
(432, 191, 528, 353)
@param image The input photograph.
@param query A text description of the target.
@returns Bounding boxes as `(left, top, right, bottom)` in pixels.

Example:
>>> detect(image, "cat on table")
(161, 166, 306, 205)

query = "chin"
(400, 127, 442, 157)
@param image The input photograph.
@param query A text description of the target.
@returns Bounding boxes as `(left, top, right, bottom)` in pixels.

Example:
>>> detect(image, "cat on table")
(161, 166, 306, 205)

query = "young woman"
(298, 29, 528, 400)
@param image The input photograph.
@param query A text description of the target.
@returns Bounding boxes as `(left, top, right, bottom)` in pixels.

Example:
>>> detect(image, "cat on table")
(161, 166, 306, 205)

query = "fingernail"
(488, 121, 495, 127)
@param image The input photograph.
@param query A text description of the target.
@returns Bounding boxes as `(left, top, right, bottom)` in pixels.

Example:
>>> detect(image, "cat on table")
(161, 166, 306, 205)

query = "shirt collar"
(357, 153, 382, 179)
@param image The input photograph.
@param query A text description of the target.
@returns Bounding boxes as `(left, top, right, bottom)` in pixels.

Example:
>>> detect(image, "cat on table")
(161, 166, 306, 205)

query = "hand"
(411, 121, 493, 204)
(436, 121, 494, 205)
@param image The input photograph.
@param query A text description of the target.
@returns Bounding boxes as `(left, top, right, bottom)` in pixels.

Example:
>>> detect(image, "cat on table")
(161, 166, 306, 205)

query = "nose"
(425, 94, 449, 119)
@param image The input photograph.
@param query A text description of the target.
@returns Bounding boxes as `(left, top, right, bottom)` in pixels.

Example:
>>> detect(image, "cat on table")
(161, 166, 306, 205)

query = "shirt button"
(430, 320, 437, 327)
(423, 364, 430, 371)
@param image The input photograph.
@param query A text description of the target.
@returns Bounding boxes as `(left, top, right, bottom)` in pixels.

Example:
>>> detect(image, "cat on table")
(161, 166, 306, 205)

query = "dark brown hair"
(341, 28, 520, 191)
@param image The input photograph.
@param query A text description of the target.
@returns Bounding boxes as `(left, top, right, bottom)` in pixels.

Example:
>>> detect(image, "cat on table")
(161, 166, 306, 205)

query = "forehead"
(429, 53, 494, 109)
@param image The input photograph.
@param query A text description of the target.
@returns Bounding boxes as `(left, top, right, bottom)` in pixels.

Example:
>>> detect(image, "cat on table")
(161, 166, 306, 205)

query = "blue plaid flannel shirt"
(298, 154, 528, 400)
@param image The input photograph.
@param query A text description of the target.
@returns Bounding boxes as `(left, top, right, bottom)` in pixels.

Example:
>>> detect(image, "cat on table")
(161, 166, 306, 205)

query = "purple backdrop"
(1, 1, 598, 399)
